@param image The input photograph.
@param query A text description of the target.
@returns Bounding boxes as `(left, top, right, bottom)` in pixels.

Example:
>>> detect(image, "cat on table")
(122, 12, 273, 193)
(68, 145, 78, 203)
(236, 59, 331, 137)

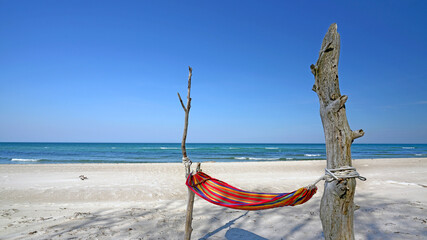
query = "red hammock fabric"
(186, 172, 317, 211)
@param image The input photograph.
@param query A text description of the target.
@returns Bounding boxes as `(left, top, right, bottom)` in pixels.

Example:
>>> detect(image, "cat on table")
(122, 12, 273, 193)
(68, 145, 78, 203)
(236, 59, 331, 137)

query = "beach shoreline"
(1, 158, 426, 239)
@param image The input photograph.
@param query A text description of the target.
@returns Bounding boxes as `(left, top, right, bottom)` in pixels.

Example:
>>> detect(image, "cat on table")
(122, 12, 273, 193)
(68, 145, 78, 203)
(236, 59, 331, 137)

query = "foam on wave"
(11, 158, 40, 162)
(304, 154, 321, 157)
(234, 157, 280, 161)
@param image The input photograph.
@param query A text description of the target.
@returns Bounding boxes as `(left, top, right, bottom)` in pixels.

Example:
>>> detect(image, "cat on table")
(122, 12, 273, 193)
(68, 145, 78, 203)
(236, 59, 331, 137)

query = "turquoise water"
(0, 143, 426, 164)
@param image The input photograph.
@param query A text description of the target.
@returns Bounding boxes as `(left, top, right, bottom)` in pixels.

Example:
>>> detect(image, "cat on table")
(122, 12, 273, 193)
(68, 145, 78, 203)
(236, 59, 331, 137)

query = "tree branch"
(177, 92, 187, 112)
(326, 95, 348, 112)
(180, 67, 193, 161)
(351, 129, 365, 140)
(310, 64, 317, 77)
(186, 66, 192, 112)
(180, 66, 196, 240)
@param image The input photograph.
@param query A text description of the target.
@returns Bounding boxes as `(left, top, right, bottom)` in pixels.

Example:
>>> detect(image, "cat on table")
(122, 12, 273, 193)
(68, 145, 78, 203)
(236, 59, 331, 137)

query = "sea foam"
(11, 158, 40, 162)
(304, 154, 321, 157)
(234, 157, 280, 161)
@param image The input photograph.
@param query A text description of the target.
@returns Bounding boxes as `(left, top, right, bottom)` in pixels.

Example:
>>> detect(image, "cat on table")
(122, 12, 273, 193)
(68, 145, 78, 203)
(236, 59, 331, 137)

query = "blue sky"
(0, 0, 426, 143)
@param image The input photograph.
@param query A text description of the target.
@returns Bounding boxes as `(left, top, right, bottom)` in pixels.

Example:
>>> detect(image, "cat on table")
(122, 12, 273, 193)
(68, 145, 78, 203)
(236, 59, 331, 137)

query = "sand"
(0, 158, 426, 240)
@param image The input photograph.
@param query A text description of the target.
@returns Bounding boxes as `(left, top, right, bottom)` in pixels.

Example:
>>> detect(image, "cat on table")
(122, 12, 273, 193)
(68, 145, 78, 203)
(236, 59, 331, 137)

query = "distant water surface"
(0, 143, 426, 164)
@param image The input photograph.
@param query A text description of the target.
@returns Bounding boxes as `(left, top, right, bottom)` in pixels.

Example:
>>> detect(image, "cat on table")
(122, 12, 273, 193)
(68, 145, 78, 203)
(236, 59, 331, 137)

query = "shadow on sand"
(7, 191, 425, 239)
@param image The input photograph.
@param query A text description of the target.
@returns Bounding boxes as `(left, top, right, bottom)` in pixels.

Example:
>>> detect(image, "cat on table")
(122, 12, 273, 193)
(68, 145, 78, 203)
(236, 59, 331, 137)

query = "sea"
(0, 142, 426, 164)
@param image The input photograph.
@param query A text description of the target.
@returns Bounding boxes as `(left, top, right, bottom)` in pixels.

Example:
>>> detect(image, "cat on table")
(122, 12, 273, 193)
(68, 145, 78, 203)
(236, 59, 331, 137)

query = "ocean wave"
(249, 157, 281, 161)
(402, 147, 415, 149)
(199, 157, 234, 160)
(265, 147, 279, 149)
(10, 158, 155, 164)
(304, 154, 321, 157)
(415, 154, 424, 156)
(286, 158, 294, 160)
(234, 157, 280, 161)
(11, 158, 40, 162)
(139, 147, 180, 150)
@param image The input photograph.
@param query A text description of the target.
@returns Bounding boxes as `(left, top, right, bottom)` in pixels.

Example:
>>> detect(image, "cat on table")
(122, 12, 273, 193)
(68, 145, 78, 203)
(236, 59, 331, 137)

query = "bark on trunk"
(311, 23, 364, 240)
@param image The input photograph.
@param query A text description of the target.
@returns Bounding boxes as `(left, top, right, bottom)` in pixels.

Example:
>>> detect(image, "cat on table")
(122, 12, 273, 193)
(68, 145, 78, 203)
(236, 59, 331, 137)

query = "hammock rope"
(185, 166, 365, 211)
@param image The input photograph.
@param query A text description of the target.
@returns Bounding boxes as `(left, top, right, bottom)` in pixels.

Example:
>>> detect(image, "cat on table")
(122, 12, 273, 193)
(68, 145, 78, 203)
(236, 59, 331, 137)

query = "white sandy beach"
(0, 158, 426, 240)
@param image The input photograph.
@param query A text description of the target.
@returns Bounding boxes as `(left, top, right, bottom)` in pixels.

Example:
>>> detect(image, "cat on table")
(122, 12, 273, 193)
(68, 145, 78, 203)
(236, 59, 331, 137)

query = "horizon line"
(0, 141, 426, 145)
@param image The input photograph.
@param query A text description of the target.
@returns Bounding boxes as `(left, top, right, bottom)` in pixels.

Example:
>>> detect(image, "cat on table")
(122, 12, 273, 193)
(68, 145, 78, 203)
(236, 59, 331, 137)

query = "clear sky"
(0, 0, 426, 143)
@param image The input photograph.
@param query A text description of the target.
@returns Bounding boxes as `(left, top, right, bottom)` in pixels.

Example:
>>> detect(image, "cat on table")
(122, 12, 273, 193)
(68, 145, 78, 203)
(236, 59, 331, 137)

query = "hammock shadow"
(199, 211, 249, 240)
(193, 187, 427, 240)
(225, 228, 268, 240)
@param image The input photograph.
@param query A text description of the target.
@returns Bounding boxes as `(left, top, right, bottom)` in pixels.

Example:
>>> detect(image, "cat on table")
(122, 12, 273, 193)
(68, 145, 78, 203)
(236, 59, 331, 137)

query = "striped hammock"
(186, 172, 317, 211)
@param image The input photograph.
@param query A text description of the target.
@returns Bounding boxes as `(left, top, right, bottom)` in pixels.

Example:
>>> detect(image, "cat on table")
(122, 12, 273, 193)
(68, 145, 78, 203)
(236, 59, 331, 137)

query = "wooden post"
(178, 66, 197, 240)
(311, 23, 364, 240)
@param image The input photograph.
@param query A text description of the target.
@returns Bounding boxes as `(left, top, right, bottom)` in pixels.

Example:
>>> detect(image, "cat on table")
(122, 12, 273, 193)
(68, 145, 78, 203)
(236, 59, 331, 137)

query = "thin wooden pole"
(178, 66, 197, 240)
(311, 23, 364, 240)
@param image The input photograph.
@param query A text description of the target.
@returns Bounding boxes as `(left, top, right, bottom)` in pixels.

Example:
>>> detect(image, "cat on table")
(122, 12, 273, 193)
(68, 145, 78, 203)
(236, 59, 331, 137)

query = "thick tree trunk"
(311, 24, 364, 240)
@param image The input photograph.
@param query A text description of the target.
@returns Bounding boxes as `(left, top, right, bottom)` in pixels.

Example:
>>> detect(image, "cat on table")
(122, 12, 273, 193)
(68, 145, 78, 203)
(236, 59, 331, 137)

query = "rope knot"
(307, 166, 366, 188)
(325, 166, 366, 182)
(182, 157, 192, 164)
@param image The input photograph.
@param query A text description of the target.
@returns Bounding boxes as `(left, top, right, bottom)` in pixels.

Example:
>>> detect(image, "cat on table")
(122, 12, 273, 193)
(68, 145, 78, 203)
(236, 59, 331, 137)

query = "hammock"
(186, 171, 317, 211)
